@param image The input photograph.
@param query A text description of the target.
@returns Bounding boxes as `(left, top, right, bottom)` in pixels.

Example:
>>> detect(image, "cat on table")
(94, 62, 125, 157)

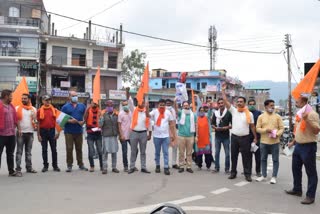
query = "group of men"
(0, 85, 319, 205)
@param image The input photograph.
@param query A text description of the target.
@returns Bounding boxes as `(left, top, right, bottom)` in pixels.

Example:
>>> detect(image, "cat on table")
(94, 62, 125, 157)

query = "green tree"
(121, 49, 147, 89)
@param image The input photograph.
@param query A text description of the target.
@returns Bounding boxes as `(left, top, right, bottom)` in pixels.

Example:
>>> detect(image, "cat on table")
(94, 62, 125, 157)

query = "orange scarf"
(86, 107, 100, 127)
(131, 107, 150, 130)
(237, 107, 251, 124)
(17, 104, 34, 121)
(156, 108, 165, 126)
(39, 104, 56, 120)
(295, 115, 306, 132)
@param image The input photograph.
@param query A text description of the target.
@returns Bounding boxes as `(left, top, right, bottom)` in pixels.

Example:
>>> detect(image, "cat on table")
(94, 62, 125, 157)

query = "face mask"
(198, 112, 205, 117)
(267, 108, 274, 113)
(122, 106, 129, 112)
(71, 96, 78, 103)
(248, 106, 256, 111)
(106, 106, 113, 113)
(183, 109, 190, 114)
(166, 106, 172, 110)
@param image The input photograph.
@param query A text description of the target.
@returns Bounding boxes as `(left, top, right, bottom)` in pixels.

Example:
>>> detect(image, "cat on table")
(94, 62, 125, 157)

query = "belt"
(231, 134, 249, 138)
(132, 130, 147, 133)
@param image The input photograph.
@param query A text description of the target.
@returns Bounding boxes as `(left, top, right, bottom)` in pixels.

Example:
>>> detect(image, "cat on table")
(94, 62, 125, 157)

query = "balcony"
(0, 16, 40, 28)
(0, 47, 38, 58)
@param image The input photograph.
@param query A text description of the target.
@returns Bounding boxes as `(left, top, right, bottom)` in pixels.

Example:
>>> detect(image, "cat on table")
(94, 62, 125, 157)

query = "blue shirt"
(61, 102, 86, 134)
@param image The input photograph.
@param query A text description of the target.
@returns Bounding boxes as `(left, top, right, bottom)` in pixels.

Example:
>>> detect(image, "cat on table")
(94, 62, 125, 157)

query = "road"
(0, 132, 319, 214)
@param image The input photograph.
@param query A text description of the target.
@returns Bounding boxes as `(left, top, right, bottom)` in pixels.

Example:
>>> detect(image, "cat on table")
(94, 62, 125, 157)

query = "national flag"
(12, 76, 29, 107)
(292, 59, 320, 100)
(93, 66, 101, 104)
(56, 110, 72, 129)
(136, 63, 149, 105)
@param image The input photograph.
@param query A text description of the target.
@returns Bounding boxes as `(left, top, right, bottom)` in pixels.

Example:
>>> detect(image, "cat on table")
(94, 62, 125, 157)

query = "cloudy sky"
(43, 0, 320, 83)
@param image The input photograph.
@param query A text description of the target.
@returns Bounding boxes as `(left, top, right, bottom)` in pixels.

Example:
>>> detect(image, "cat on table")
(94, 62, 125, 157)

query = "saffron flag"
(292, 59, 320, 100)
(12, 76, 29, 107)
(93, 66, 101, 104)
(191, 89, 196, 112)
(56, 110, 72, 129)
(136, 63, 149, 105)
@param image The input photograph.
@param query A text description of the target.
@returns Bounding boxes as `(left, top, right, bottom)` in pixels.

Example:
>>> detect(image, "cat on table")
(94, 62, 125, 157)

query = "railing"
(0, 16, 41, 28)
(0, 47, 38, 58)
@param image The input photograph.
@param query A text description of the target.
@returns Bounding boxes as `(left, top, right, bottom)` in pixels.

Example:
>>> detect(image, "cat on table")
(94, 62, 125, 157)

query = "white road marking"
(234, 181, 250, 187)
(211, 188, 230, 195)
(97, 195, 206, 214)
(182, 206, 254, 213)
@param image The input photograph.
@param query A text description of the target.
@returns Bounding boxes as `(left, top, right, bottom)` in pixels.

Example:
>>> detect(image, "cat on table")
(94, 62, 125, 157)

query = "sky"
(43, 0, 320, 83)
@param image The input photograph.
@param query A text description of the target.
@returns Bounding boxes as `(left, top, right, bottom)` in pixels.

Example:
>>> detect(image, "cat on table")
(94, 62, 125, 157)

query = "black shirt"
(211, 109, 232, 138)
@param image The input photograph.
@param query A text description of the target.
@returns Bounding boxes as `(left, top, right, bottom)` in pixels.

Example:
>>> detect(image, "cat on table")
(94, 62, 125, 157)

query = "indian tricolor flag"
(56, 110, 71, 129)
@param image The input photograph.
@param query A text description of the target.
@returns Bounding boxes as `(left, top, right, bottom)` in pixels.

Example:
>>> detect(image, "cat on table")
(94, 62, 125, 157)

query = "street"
(0, 133, 319, 214)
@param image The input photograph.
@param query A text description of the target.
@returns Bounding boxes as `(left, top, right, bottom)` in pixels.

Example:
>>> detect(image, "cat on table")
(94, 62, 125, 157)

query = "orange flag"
(12, 76, 29, 107)
(136, 63, 149, 105)
(292, 59, 320, 100)
(191, 89, 196, 112)
(93, 66, 101, 104)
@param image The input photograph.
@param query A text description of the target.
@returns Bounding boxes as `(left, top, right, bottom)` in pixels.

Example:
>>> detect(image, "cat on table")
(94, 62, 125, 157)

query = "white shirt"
(133, 111, 149, 131)
(229, 105, 254, 136)
(150, 109, 174, 138)
(16, 106, 37, 133)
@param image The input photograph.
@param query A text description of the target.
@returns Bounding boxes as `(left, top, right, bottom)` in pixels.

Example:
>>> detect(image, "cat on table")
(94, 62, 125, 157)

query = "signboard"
(109, 90, 126, 100)
(100, 94, 106, 99)
(60, 81, 70, 88)
(16, 76, 37, 93)
(51, 88, 89, 98)
(206, 85, 217, 92)
(19, 60, 38, 70)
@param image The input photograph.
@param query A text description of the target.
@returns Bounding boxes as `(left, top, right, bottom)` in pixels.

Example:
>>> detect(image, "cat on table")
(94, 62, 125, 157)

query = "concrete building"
(243, 86, 270, 111)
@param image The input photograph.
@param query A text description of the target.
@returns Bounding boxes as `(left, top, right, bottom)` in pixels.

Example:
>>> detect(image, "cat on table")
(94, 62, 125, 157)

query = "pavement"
(1, 132, 320, 214)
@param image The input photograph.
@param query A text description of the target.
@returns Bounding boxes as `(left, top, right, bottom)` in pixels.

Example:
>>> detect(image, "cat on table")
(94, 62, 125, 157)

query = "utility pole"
(208, 26, 217, 71)
(285, 34, 293, 130)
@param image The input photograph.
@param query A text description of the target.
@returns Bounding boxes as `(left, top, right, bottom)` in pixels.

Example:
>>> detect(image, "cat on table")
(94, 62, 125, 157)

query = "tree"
(121, 49, 147, 89)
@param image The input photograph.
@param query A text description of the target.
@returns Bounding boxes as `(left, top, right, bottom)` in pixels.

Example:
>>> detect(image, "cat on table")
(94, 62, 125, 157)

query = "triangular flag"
(136, 63, 149, 105)
(93, 66, 101, 104)
(292, 59, 320, 100)
(12, 76, 29, 107)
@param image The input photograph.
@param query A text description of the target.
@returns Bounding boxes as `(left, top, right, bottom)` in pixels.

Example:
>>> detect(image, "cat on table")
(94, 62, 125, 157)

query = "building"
(243, 86, 270, 111)
(0, 0, 49, 104)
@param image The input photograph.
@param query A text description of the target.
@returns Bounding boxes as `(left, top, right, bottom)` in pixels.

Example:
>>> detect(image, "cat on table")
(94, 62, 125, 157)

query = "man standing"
(0, 89, 19, 177)
(150, 99, 176, 175)
(15, 93, 37, 176)
(221, 83, 257, 182)
(174, 100, 197, 173)
(285, 96, 320, 205)
(62, 91, 88, 172)
(212, 98, 232, 174)
(84, 100, 102, 172)
(256, 99, 284, 184)
(37, 95, 60, 172)
(248, 99, 262, 177)
(128, 98, 152, 174)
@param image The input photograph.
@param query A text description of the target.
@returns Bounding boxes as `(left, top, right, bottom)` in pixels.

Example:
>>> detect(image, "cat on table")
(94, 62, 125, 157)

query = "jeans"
(65, 133, 84, 167)
(40, 128, 58, 168)
(230, 134, 252, 176)
(153, 137, 170, 168)
(87, 133, 102, 168)
(214, 135, 230, 171)
(260, 143, 279, 177)
(16, 133, 34, 171)
(0, 135, 16, 174)
(292, 143, 318, 199)
(120, 140, 138, 168)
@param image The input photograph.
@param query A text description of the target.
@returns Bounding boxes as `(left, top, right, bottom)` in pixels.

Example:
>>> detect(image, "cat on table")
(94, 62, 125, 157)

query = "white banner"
(175, 82, 188, 103)
(109, 90, 126, 100)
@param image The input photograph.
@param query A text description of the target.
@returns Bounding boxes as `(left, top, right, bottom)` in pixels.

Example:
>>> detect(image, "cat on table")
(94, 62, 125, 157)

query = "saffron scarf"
(16, 104, 34, 121)
(39, 104, 56, 120)
(131, 107, 150, 130)
(86, 107, 100, 127)
(295, 104, 312, 132)
(156, 107, 165, 126)
(237, 107, 251, 124)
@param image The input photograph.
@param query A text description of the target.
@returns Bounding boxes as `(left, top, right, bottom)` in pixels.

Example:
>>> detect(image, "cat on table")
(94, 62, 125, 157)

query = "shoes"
(164, 168, 170, 175)
(26, 169, 37, 173)
(134, 167, 139, 171)
(178, 168, 184, 173)
(42, 167, 48, 173)
(256, 172, 262, 177)
(172, 164, 179, 169)
(128, 168, 135, 174)
(66, 166, 72, 173)
(197, 167, 202, 171)
(212, 169, 219, 173)
(285, 189, 302, 197)
(15, 171, 23, 177)
(89, 167, 94, 172)
(79, 166, 88, 171)
(155, 165, 161, 173)
(270, 177, 277, 184)
(53, 167, 61, 172)
(245, 176, 252, 182)
(124, 167, 128, 172)
(141, 169, 151, 174)
(8, 171, 18, 177)
(228, 174, 236, 179)
(186, 168, 194, 173)
(225, 170, 230, 175)
(112, 168, 120, 173)
(256, 176, 267, 182)
(301, 197, 315, 205)
(102, 170, 107, 174)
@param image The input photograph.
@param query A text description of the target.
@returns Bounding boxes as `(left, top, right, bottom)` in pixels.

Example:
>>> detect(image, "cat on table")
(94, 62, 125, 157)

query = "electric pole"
(285, 34, 293, 131)
(208, 26, 217, 71)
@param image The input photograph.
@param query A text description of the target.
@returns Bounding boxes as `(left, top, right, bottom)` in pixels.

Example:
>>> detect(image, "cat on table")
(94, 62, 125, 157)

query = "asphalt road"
(1, 132, 319, 214)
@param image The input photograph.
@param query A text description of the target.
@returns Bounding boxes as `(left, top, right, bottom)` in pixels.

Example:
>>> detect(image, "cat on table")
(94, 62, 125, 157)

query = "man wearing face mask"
(247, 99, 262, 177)
(165, 99, 179, 169)
(62, 91, 87, 172)
(83, 100, 102, 172)
(256, 99, 284, 184)
(174, 100, 197, 173)
(100, 100, 120, 174)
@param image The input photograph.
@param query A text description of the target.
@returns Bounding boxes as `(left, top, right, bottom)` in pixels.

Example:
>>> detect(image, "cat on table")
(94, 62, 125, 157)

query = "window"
(72, 48, 86, 66)
(186, 83, 191, 88)
(197, 83, 200, 90)
(92, 50, 104, 67)
(108, 52, 118, 69)
(70, 75, 85, 92)
(170, 83, 175, 88)
(201, 82, 207, 89)
(9, 7, 20, 18)
(52, 46, 67, 65)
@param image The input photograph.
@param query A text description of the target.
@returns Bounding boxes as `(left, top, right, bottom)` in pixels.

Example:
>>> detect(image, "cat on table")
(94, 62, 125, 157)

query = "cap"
(42, 95, 51, 101)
